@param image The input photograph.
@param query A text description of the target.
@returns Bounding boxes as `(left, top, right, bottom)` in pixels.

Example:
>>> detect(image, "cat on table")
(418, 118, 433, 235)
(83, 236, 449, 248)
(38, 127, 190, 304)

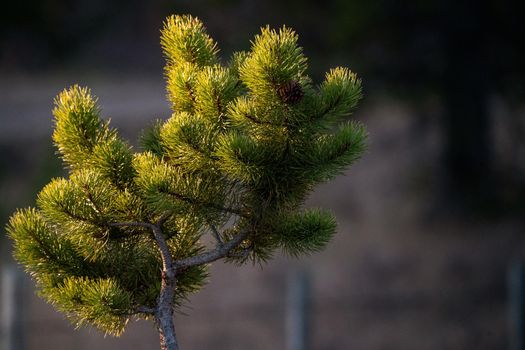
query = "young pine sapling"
(6, 15, 366, 350)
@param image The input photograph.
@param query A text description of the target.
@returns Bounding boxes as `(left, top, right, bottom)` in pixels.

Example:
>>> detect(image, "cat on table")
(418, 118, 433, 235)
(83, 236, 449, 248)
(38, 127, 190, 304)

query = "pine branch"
(244, 113, 284, 127)
(226, 245, 252, 259)
(81, 184, 105, 215)
(151, 225, 175, 275)
(110, 218, 179, 349)
(109, 216, 252, 269)
(185, 81, 197, 104)
(157, 212, 172, 227)
(109, 221, 156, 230)
(56, 202, 92, 223)
(174, 227, 250, 269)
(134, 306, 156, 315)
(207, 221, 223, 245)
(315, 94, 342, 120)
(160, 188, 247, 217)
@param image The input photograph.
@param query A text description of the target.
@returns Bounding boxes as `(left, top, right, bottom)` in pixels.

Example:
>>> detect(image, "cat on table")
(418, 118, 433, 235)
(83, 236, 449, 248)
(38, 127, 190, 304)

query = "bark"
(156, 269, 179, 350)
(110, 220, 180, 350)
(175, 227, 250, 268)
(110, 219, 252, 350)
(151, 224, 179, 350)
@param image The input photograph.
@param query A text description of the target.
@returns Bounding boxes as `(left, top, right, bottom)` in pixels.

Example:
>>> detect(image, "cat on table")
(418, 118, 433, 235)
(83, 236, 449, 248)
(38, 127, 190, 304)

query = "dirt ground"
(1, 74, 523, 350)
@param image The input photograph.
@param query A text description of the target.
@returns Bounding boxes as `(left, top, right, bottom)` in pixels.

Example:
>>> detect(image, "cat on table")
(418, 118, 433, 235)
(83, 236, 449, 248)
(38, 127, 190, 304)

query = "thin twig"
(227, 246, 251, 259)
(135, 306, 156, 315)
(207, 220, 223, 245)
(109, 221, 157, 230)
(160, 189, 248, 218)
(157, 212, 172, 227)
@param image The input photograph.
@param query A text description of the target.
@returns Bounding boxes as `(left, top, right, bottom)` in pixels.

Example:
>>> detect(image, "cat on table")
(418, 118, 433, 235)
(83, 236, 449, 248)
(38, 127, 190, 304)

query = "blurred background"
(1, 0, 525, 349)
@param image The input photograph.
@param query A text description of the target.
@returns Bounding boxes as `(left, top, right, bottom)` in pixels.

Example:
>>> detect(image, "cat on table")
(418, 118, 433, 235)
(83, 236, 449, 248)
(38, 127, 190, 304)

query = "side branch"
(109, 220, 174, 273)
(135, 306, 156, 315)
(312, 94, 343, 121)
(151, 225, 175, 274)
(161, 188, 247, 218)
(111, 219, 179, 349)
(109, 221, 157, 230)
(175, 228, 250, 269)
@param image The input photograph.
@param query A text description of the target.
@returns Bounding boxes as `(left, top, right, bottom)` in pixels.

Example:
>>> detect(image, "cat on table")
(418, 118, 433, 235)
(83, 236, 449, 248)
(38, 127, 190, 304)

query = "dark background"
(1, 1, 524, 349)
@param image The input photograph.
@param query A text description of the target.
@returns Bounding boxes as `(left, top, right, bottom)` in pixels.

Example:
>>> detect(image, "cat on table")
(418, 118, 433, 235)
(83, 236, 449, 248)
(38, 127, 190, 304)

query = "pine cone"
(277, 80, 304, 104)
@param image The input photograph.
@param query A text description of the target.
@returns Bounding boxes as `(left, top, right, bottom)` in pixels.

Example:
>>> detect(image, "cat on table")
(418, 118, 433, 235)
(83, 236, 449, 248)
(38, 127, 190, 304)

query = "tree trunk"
(157, 311, 179, 350)
(151, 223, 180, 350)
(156, 270, 179, 350)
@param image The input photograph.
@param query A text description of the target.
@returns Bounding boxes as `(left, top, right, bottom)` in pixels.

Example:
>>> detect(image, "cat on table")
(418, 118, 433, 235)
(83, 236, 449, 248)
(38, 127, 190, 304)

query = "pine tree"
(6, 15, 366, 350)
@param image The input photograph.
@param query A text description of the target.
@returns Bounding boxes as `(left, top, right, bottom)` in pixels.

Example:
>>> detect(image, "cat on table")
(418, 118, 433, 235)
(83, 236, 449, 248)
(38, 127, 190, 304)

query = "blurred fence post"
(286, 269, 311, 350)
(1, 264, 25, 350)
(509, 260, 525, 350)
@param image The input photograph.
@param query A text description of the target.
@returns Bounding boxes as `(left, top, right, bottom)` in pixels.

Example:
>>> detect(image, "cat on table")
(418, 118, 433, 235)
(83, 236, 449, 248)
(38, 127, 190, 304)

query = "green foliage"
(41, 276, 132, 336)
(317, 67, 362, 125)
(8, 208, 88, 276)
(6, 14, 366, 337)
(160, 112, 218, 168)
(52, 86, 112, 169)
(239, 26, 308, 101)
(139, 119, 165, 157)
(273, 209, 337, 257)
(161, 15, 219, 68)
